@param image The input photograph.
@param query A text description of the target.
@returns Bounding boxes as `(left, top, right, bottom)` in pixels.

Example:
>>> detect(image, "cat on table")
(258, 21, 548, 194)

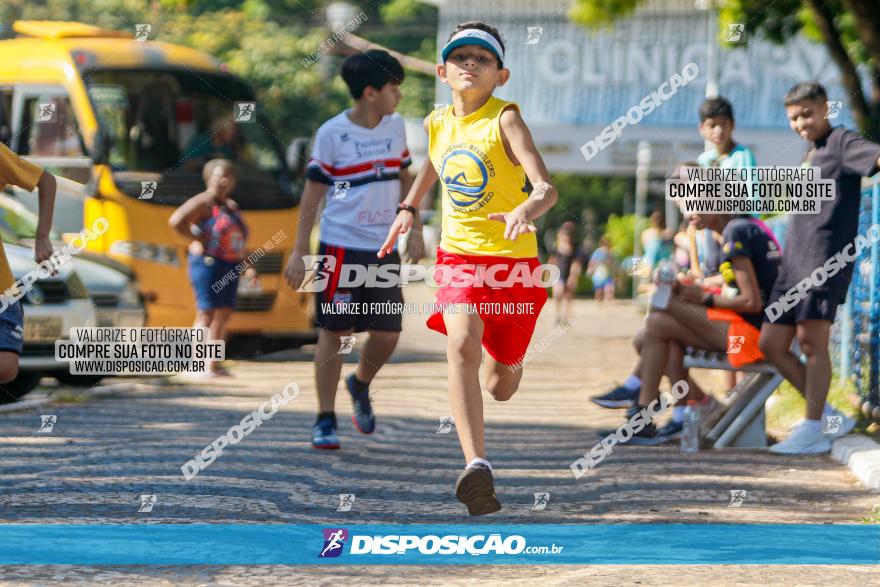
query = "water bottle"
(681, 401, 701, 453)
(651, 265, 676, 310)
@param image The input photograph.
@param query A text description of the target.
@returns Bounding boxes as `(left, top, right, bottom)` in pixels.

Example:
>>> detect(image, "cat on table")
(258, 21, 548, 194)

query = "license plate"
(24, 317, 62, 341)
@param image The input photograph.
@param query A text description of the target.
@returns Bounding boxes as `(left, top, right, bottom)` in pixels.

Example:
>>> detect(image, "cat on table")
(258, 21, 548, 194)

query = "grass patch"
(862, 505, 880, 524)
(50, 391, 92, 404)
(765, 376, 860, 433)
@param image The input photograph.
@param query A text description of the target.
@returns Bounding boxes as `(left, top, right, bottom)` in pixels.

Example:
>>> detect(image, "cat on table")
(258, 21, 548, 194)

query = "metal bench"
(682, 348, 785, 449)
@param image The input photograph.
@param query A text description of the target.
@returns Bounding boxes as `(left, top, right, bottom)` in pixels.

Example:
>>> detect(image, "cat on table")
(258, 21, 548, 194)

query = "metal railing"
(831, 177, 880, 423)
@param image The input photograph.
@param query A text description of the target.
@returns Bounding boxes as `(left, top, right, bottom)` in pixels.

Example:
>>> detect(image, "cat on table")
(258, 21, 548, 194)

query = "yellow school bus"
(0, 21, 315, 354)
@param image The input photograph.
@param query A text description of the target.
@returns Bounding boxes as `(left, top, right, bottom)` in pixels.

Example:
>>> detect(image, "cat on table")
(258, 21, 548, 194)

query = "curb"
(831, 435, 880, 491)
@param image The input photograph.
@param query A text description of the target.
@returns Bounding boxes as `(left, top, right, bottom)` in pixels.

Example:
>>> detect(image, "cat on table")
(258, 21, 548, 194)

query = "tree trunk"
(804, 0, 877, 137)
(844, 0, 880, 60)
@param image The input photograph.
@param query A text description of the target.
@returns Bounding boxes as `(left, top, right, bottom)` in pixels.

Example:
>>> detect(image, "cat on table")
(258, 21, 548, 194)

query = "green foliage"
(603, 213, 636, 259)
(766, 376, 859, 433)
(380, 0, 428, 25)
(863, 505, 880, 524)
(568, 0, 641, 28)
(543, 173, 634, 234)
(159, 11, 352, 139)
(2, 0, 439, 140)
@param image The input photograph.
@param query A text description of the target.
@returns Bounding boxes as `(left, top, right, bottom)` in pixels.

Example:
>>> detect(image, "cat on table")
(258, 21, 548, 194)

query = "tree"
(3, 1, 438, 139)
(570, 0, 880, 138)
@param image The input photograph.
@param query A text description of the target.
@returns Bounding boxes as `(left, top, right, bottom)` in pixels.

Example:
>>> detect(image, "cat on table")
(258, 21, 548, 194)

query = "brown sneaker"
(455, 464, 501, 516)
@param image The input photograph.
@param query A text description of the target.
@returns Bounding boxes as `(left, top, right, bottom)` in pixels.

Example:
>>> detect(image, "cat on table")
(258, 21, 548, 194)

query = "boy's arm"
(840, 131, 880, 177)
(34, 171, 56, 264)
(398, 166, 425, 263)
(0, 143, 56, 264)
(379, 115, 438, 258)
(283, 179, 325, 290)
(489, 107, 558, 240)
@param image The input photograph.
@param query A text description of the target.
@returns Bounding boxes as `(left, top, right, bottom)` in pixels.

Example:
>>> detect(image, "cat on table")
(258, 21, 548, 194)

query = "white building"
(426, 0, 854, 175)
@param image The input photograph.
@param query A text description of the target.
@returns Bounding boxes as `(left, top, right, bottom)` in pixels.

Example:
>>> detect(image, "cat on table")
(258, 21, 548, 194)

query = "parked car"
(0, 243, 96, 401)
(0, 194, 147, 388)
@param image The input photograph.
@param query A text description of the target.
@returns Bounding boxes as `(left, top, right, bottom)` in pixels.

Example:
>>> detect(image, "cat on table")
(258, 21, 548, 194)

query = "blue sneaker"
(656, 419, 684, 440)
(312, 414, 340, 450)
(347, 374, 375, 434)
(591, 385, 639, 409)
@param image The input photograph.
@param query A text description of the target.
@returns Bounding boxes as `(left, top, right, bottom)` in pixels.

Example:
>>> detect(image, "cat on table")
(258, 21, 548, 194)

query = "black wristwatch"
(702, 293, 715, 308)
(397, 203, 418, 217)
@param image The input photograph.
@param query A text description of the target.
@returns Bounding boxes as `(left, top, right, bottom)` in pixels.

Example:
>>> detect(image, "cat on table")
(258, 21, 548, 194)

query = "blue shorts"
(0, 301, 24, 354)
(188, 254, 240, 311)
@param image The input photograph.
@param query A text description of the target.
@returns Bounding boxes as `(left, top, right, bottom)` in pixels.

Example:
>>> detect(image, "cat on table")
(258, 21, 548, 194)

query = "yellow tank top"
(428, 96, 537, 258)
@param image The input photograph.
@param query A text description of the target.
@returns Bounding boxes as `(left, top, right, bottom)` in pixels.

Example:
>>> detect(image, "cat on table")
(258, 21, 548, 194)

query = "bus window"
(13, 90, 92, 184)
(0, 88, 12, 145)
(85, 68, 293, 209)
(20, 96, 86, 158)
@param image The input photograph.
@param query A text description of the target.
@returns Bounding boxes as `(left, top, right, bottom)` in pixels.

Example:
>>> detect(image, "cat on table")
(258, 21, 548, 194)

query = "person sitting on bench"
(599, 211, 781, 445)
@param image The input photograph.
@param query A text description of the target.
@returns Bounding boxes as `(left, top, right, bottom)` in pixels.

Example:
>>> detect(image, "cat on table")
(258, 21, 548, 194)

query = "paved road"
(1, 284, 877, 585)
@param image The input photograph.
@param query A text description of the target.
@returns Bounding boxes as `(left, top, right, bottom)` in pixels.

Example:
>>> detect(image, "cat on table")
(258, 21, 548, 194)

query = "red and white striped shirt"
(306, 110, 411, 250)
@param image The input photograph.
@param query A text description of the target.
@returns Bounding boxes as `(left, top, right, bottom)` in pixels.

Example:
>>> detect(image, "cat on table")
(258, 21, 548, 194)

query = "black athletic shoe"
(656, 419, 684, 440)
(590, 385, 639, 409)
(455, 464, 502, 516)
(598, 405, 668, 446)
(346, 374, 375, 434)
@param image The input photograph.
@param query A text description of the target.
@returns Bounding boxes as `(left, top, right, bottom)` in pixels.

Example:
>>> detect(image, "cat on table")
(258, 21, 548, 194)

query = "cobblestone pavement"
(1, 284, 877, 585)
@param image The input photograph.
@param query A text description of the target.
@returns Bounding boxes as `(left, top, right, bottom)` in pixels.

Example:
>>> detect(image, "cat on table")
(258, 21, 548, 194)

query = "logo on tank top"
(439, 145, 496, 211)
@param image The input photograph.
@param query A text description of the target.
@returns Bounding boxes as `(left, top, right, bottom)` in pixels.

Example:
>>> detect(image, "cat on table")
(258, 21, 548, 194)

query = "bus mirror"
(91, 129, 111, 165)
(286, 138, 309, 176)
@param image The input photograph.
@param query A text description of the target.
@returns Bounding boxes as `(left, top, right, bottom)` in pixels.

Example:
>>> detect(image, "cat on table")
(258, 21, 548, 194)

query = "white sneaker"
(821, 412, 856, 439)
(769, 419, 832, 455)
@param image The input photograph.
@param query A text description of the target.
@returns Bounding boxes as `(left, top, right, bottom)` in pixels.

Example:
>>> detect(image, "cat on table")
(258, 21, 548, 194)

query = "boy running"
(759, 81, 880, 454)
(0, 143, 57, 389)
(379, 22, 557, 515)
(284, 50, 423, 449)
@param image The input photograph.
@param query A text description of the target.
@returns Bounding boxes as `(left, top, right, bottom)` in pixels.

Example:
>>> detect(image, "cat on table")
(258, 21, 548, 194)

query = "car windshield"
(84, 68, 295, 209)
(0, 196, 59, 241)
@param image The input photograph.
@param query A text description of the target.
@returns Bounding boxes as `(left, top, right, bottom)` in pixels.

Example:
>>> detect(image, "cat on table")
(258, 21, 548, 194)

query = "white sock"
(822, 403, 839, 417)
(672, 406, 686, 423)
(467, 457, 492, 471)
(623, 374, 641, 391)
(800, 418, 822, 434)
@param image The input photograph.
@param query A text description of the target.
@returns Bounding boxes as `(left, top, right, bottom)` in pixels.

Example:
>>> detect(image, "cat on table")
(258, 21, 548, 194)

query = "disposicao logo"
(319, 528, 348, 558)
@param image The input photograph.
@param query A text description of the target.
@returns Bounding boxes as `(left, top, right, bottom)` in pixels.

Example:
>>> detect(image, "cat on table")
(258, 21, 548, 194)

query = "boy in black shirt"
(759, 82, 880, 454)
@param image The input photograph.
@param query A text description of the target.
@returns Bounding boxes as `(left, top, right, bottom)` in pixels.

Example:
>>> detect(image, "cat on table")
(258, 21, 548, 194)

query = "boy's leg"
(640, 307, 726, 406)
(443, 309, 486, 464)
(0, 352, 18, 384)
(664, 342, 705, 401)
(0, 302, 24, 393)
(444, 309, 503, 516)
(315, 328, 353, 414)
(796, 320, 832, 420)
(758, 323, 802, 389)
(344, 329, 400, 435)
(355, 330, 400, 384)
(483, 353, 524, 402)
